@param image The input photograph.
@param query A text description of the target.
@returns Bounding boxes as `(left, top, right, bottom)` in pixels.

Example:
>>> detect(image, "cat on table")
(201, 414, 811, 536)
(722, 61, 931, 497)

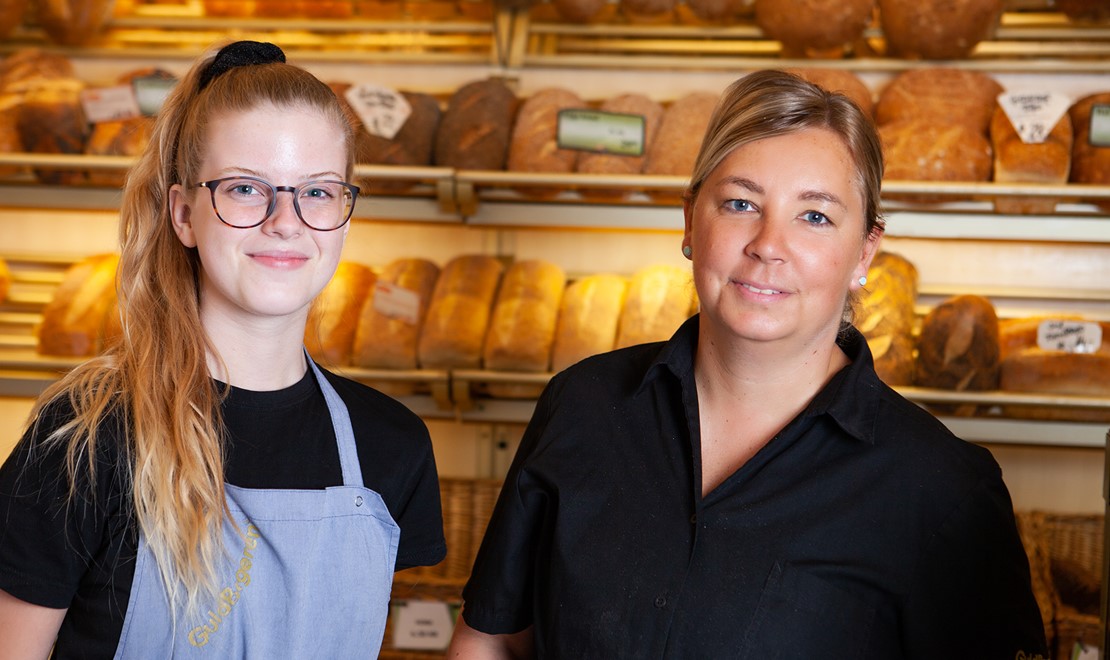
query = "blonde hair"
(28, 43, 355, 615)
(683, 69, 885, 325)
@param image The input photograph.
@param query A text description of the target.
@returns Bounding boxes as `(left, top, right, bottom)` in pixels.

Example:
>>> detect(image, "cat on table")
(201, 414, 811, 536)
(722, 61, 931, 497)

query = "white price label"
(391, 600, 454, 651)
(1036, 320, 1103, 354)
(372, 281, 421, 325)
(80, 85, 142, 123)
(1091, 104, 1110, 147)
(344, 84, 411, 140)
(556, 108, 646, 156)
(997, 91, 1070, 144)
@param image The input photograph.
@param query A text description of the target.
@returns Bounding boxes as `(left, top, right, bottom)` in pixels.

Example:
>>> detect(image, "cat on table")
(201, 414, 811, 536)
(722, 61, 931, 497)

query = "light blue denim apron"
(113, 359, 400, 658)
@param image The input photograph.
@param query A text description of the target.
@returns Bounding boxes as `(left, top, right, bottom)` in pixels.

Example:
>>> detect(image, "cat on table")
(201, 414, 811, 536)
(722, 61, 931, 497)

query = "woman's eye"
(230, 184, 256, 196)
(802, 210, 830, 225)
(301, 186, 334, 200)
(725, 199, 753, 212)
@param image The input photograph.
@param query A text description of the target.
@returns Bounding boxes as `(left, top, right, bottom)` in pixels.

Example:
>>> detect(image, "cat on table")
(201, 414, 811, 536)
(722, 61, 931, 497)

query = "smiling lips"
(250, 251, 309, 268)
(740, 281, 783, 296)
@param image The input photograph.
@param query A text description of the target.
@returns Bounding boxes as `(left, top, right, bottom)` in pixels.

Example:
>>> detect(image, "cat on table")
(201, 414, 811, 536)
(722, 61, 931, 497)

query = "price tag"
(997, 91, 1070, 144)
(1072, 641, 1098, 660)
(372, 281, 421, 325)
(391, 600, 454, 651)
(1091, 104, 1110, 147)
(80, 85, 142, 123)
(344, 84, 411, 140)
(132, 74, 177, 116)
(1037, 320, 1102, 354)
(557, 108, 646, 157)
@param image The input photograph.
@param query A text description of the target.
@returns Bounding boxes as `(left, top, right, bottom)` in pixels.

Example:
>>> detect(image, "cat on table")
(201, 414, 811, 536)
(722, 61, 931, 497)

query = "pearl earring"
(858, 275, 868, 286)
(682, 245, 692, 259)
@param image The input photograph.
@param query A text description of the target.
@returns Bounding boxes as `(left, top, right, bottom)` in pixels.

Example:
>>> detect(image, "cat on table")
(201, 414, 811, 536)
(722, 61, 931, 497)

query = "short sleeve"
(901, 474, 1049, 658)
(393, 421, 447, 571)
(0, 402, 125, 608)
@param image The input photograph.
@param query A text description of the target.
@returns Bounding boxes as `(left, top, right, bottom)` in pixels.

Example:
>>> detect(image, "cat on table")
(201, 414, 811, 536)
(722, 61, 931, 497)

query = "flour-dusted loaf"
(785, 67, 873, 117)
(755, 0, 874, 58)
(417, 255, 505, 369)
(615, 264, 696, 349)
(990, 104, 1072, 215)
(642, 91, 719, 178)
(1068, 92, 1110, 212)
(305, 261, 376, 367)
(38, 253, 120, 357)
(508, 87, 587, 175)
(352, 257, 441, 370)
(857, 251, 918, 386)
(879, 120, 992, 201)
(483, 259, 567, 398)
(875, 68, 1003, 136)
(878, 0, 1003, 60)
(434, 78, 518, 171)
(551, 273, 628, 372)
(914, 294, 1000, 395)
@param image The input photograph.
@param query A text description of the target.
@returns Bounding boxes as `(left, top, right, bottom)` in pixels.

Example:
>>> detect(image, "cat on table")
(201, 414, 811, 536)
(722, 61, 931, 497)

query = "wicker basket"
(1015, 511, 1057, 649)
(1041, 513, 1103, 659)
(379, 477, 504, 659)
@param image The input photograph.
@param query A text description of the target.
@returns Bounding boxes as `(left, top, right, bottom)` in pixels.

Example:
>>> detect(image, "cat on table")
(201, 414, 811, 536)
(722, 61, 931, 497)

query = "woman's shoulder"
(317, 367, 429, 437)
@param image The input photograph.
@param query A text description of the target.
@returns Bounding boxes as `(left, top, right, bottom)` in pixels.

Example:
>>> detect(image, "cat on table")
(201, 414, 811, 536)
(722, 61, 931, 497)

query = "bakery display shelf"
(511, 9, 1110, 72)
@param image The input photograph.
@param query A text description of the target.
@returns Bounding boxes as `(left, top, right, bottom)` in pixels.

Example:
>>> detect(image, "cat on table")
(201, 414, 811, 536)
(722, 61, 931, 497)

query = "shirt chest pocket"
(739, 562, 878, 660)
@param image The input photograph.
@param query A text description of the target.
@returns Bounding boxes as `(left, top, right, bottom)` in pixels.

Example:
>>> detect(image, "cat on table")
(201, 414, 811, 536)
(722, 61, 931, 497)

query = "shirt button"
(355, 496, 364, 507)
(690, 514, 697, 524)
(654, 596, 667, 608)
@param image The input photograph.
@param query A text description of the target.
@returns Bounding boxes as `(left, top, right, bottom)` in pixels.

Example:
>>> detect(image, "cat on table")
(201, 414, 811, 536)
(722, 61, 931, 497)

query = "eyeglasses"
(197, 176, 360, 231)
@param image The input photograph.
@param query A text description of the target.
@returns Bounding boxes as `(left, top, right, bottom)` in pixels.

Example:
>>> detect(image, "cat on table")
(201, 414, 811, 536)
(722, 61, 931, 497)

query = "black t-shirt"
(0, 365, 446, 659)
(461, 315, 1048, 659)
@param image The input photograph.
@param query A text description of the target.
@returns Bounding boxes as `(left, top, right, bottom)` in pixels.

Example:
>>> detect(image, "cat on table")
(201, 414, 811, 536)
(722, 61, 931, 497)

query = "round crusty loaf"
(17, 76, 89, 185)
(620, 0, 675, 22)
(755, 0, 874, 58)
(785, 67, 874, 117)
(685, 0, 753, 22)
(577, 93, 664, 176)
(879, 0, 1003, 60)
(434, 78, 518, 171)
(1068, 92, 1110, 212)
(915, 294, 1000, 393)
(553, 0, 607, 22)
(507, 87, 586, 175)
(875, 68, 1003, 135)
(879, 119, 992, 199)
(642, 91, 718, 177)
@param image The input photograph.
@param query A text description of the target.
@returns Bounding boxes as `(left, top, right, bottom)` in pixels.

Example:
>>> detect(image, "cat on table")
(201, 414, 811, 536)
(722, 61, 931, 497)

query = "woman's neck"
(201, 310, 310, 391)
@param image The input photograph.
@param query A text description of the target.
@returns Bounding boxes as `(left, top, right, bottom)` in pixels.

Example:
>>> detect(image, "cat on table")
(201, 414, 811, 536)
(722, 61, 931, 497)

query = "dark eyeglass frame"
(196, 176, 361, 231)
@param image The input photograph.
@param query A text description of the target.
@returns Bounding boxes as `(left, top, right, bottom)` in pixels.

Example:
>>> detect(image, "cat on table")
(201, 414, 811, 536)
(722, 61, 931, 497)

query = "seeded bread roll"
(38, 254, 120, 357)
(878, 0, 1003, 60)
(417, 255, 504, 369)
(551, 273, 628, 372)
(879, 120, 992, 202)
(305, 261, 377, 367)
(615, 264, 696, 349)
(785, 67, 873, 117)
(483, 259, 567, 398)
(857, 251, 918, 386)
(35, 0, 116, 46)
(914, 294, 1000, 402)
(352, 257, 441, 370)
(1068, 92, 1110, 212)
(434, 79, 518, 171)
(990, 104, 1072, 215)
(755, 0, 874, 59)
(875, 68, 1003, 136)
(642, 91, 719, 178)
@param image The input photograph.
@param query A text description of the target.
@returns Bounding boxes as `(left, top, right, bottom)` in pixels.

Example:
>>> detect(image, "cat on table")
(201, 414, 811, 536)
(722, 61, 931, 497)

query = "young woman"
(449, 70, 1048, 658)
(0, 41, 445, 658)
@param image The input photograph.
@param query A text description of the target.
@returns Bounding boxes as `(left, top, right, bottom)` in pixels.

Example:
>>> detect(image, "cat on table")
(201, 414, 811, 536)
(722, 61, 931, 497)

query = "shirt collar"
(637, 315, 881, 445)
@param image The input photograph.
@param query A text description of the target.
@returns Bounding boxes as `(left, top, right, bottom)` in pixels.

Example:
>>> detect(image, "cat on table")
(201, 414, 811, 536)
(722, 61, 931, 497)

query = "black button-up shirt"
(461, 315, 1047, 659)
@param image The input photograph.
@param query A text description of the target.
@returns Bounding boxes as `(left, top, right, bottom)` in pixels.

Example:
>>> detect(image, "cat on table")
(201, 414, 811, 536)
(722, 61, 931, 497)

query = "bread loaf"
(620, 0, 675, 23)
(305, 261, 376, 367)
(857, 251, 918, 386)
(683, 0, 752, 22)
(508, 87, 586, 175)
(483, 260, 566, 398)
(16, 76, 88, 185)
(34, 0, 115, 46)
(875, 68, 1003, 135)
(434, 79, 517, 171)
(0, 96, 21, 178)
(38, 253, 119, 357)
(642, 91, 719, 179)
(576, 93, 663, 176)
(0, 0, 27, 40)
(203, 0, 256, 16)
(914, 294, 1000, 397)
(785, 68, 873, 117)
(879, 0, 1003, 60)
(1000, 351, 1110, 422)
(1068, 92, 1110, 212)
(0, 256, 11, 302)
(417, 255, 504, 369)
(352, 257, 440, 370)
(755, 0, 874, 59)
(552, 0, 607, 22)
(615, 264, 695, 349)
(879, 120, 992, 201)
(84, 117, 154, 187)
(0, 49, 75, 179)
(551, 273, 628, 372)
(1058, 0, 1110, 21)
(990, 104, 1072, 215)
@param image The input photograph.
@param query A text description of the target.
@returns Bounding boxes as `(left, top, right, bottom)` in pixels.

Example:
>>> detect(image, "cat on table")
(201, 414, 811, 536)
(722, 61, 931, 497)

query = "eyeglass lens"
(211, 178, 354, 230)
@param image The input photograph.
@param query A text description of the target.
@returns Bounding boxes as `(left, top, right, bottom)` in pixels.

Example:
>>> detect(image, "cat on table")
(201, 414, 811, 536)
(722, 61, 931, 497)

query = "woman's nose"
(743, 214, 787, 263)
(262, 191, 304, 237)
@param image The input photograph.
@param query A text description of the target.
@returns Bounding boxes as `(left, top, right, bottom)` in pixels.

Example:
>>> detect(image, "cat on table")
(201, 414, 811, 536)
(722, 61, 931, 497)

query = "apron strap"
(305, 351, 365, 488)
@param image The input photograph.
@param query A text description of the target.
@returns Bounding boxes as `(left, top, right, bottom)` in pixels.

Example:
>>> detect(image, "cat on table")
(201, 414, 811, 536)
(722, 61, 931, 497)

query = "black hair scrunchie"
(198, 41, 286, 91)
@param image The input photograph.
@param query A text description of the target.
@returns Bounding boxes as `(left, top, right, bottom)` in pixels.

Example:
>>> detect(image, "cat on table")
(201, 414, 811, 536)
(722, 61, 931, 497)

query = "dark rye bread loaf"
(434, 78, 518, 171)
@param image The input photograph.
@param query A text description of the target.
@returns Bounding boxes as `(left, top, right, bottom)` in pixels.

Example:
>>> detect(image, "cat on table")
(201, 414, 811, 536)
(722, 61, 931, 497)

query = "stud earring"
(858, 275, 868, 286)
(682, 245, 692, 259)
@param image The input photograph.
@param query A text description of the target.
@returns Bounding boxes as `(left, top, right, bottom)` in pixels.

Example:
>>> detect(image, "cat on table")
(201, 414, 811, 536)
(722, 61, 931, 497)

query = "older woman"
(448, 70, 1047, 659)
